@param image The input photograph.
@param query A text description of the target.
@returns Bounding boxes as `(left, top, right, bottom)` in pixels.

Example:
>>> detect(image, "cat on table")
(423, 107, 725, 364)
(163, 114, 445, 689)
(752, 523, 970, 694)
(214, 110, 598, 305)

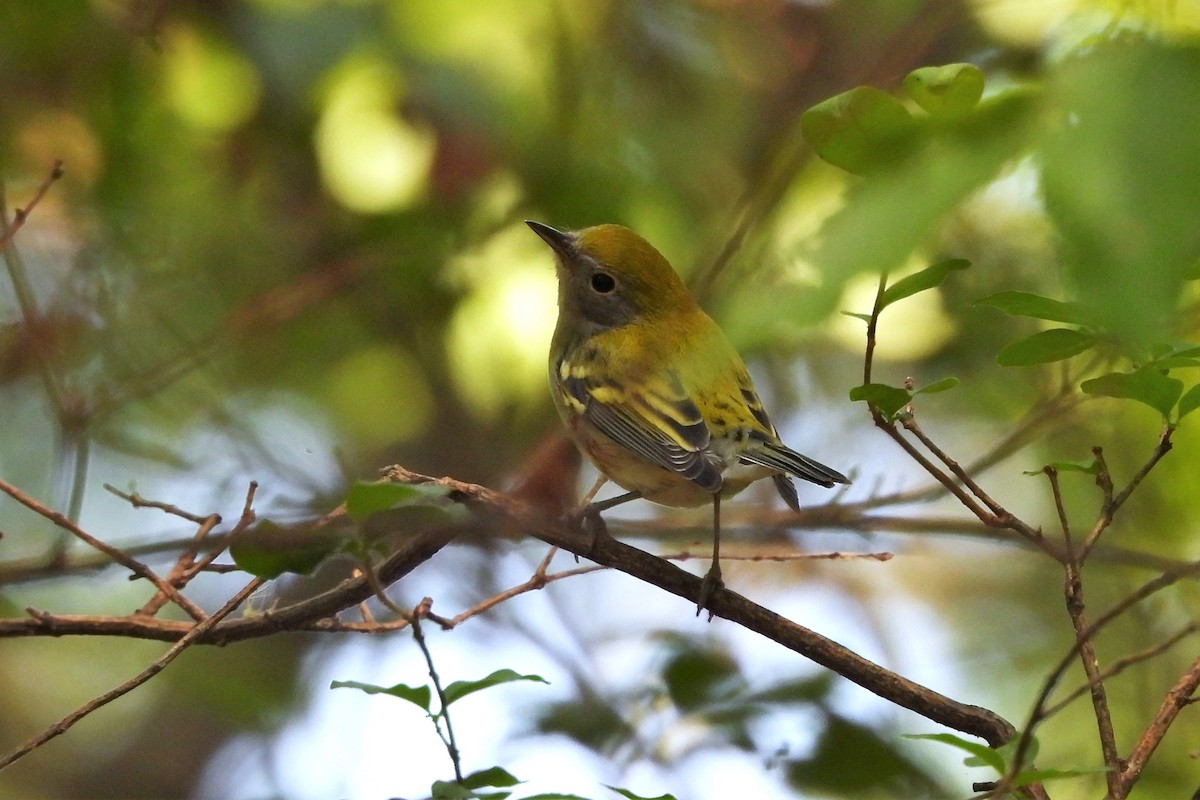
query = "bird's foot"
(696, 564, 724, 621)
(562, 504, 609, 561)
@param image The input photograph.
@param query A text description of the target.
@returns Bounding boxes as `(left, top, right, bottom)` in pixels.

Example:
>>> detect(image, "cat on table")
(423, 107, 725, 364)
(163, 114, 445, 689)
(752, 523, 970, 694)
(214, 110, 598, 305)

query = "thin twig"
(1080, 426, 1175, 561)
(0, 162, 70, 424)
(411, 598, 463, 783)
(1112, 654, 1200, 796)
(1001, 558, 1200, 794)
(135, 482, 254, 617)
(0, 576, 263, 772)
(0, 477, 206, 621)
(1038, 465, 1119, 791)
(444, 562, 605, 629)
(1043, 623, 1200, 717)
(0, 159, 64, 251)
(104, 483, 215, 525)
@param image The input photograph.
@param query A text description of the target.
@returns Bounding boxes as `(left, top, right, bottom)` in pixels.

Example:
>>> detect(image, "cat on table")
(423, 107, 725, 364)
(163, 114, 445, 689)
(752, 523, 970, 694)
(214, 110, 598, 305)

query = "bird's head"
(527, 221, 695, 331)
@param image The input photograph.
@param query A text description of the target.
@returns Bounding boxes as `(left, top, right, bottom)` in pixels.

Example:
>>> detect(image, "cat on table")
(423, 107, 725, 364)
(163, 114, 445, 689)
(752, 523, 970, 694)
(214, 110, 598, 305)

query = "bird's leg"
(565, 477, 642, 556)
(696, 494, 724, 619)
(579, 475, 608, 507)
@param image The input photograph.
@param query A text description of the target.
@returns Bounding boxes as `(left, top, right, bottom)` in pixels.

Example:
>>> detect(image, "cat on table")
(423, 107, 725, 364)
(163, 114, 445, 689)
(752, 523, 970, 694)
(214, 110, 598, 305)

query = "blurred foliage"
(1, 1, 1200, 799)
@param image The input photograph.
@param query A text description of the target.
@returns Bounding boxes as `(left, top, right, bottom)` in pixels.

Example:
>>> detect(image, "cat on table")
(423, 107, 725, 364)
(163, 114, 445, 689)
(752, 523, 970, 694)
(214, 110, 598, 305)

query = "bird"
(527, 220, 849, 615)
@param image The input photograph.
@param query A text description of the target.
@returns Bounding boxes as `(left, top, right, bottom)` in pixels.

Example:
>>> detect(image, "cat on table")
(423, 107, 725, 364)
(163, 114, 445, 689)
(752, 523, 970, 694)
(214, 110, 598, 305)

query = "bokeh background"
(2, 1, 1199, 798)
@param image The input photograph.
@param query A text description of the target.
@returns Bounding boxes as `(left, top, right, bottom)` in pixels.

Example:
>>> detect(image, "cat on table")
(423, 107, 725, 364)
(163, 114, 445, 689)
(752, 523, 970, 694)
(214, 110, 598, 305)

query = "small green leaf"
(849, 383, 912, 420)
(330, 679, 432, 712)
(1178, 383, 1200, 419)
(345, 481, 451, 522)
(605, 787, 678, 800)
(229, 520, 345, 579)
(903, 63, 985, 116)
(1081, 369, 1184, 418)
(880, 259, 970, 309)
(996, 329, 1098, 366)
(915, 377, 959, 395)
(974, 291, 1094, 326)
(747, 674, 834, 704)
(1012, 766, 1112, 786)
(840, 310, 873, 324)
(462, 767, 522, 790)
(521, 795, 595, 800)
(1148, 343, 1200, 369)
(431, 780, 481, 799)
(442, 669, 550, 707)
(801, 85, 918, 174)
(904, 732, 1005, 772)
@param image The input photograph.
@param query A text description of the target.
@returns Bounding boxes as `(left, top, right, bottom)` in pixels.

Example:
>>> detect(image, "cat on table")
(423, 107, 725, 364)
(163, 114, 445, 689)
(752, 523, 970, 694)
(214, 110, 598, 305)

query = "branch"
(1044, 466, 1119, 792)
(382, 466, 1016, 746)
(1043, 623, 1200, 717)
(0, 160, 64, 252)
(1112, 654, 1200, 796)
(1002, 557, 1200, 793)
(1080, 426, 1175, 561)
(2, 524, 460, 643)
(0, 476, 206, 620)
(0, 576, 263, 772)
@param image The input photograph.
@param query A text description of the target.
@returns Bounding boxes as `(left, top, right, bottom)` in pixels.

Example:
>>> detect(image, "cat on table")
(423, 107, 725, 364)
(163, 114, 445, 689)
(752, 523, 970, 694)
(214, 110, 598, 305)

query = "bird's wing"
(732, 368, 850, 490)
(558, 363, 724, 493)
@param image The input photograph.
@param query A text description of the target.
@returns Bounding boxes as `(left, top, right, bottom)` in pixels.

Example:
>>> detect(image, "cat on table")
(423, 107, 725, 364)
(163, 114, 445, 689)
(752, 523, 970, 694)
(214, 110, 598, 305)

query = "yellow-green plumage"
(528, 220, 848, 612)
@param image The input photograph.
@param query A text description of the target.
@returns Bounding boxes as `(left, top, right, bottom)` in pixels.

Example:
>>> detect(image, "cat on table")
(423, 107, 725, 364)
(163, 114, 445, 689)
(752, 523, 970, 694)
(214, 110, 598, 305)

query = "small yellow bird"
(528, 221, 849, 614)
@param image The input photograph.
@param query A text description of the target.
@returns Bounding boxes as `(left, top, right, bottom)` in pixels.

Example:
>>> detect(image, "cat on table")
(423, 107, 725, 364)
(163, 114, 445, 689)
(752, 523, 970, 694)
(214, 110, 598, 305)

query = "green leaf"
(1012, 766, 1112, 786)
(1081, 369, 1184, 417)
(1178, 383, 1200, 419)
(849, 383, 912, 420)
(462, 767, 521, 790)
(880, 259, 970, 309)
(747, 674, 833, 704)
(996, 329, 1098, 366)
(904, 732, 1005, 772)
(903, 63, 985, 117)
(520, 795, 595, 800)
(792, 718, 946, 795)
(974, 291, 1094, 326)
(965, 735, 1036, 769)
(605, 787, 677, 800)
(801, 85, 918, 174)
(329, 679, 432, 712)
(431, 780, 482, 799)
(345, 480, 451, 522)
(1147, 343, 1200, 369)
(840, 310, 873, 324)
(915, 377, 959, 395)
(229, 520, 345, 579)
(1044, 41, 1200, 346)
(442, 669, 550, 707)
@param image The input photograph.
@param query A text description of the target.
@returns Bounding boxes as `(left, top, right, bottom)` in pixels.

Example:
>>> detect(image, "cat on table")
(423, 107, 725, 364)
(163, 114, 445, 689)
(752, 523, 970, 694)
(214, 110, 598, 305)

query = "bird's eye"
(590, 272, 616, 293)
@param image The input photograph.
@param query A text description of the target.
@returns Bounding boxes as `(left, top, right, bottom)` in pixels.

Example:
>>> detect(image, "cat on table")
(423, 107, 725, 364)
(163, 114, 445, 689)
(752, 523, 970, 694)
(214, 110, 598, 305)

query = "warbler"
(527, 221, 849, 615)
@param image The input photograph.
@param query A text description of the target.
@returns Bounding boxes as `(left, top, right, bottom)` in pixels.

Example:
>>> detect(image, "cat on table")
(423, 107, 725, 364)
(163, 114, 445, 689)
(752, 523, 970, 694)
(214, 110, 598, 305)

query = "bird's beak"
(525, 220, 574, 257)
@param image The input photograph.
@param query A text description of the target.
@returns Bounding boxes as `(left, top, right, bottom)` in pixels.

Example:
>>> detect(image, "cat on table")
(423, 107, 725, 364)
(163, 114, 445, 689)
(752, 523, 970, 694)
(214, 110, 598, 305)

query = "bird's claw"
(561, 505, 609, 561)
(696, 566, 724, 621)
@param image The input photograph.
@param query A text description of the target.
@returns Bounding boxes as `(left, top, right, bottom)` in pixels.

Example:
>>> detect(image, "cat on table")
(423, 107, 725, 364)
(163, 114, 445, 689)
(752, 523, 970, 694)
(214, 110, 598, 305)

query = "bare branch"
(1044, 623, 1200, 717)
(0, 476, 206, 620)
(381, 465, 1017, 747)
(1112, 655, 1200, 796)
(0, 159, 64, 251)
(0, 576, 263, 772)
